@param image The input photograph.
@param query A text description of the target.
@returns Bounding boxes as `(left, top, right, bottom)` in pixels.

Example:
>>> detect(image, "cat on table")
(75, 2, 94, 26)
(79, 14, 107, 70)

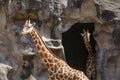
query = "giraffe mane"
(34, 28, 61, 60)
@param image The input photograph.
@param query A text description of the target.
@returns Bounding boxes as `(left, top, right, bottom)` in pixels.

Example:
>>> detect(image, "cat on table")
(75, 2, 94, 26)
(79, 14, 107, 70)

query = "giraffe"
(81, 29, 96, 80)
(20, 20, 89, 80)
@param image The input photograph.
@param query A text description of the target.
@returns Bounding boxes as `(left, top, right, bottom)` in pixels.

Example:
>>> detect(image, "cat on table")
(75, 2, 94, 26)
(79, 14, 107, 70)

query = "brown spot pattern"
(34, 39, 38, 44)
(41, 47, 45, 51)
(36, 45, 41, 50)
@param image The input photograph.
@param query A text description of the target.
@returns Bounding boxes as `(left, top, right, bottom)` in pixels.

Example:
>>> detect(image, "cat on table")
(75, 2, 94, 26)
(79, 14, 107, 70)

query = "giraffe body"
(81, 29, 96, 80)
(21, 20, 89, 80)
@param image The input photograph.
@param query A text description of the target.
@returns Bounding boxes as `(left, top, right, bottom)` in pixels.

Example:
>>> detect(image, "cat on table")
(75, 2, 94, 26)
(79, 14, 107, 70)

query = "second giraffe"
(81, 29, 97, 80)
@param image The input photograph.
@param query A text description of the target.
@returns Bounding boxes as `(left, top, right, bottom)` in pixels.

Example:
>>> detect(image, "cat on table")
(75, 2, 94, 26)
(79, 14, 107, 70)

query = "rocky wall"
(0, 0, 120, 80)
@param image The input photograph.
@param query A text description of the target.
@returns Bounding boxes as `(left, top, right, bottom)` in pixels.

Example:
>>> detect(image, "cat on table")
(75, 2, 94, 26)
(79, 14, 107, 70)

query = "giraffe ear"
(81, 33, 84, 36)
(31, 22, 36, 27)
(81, 29, 85, 36)
(28, 22, 36, 28)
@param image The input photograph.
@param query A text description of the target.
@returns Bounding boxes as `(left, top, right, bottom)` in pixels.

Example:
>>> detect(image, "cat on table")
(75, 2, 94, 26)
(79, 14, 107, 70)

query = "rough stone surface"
(0, 63, 12, 80)
(0, 0, 120, 80)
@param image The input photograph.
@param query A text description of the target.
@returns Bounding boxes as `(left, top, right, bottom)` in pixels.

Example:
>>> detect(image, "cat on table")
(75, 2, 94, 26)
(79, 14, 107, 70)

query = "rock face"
(0, 0, 120, 80)
(0, 63, 12, 80)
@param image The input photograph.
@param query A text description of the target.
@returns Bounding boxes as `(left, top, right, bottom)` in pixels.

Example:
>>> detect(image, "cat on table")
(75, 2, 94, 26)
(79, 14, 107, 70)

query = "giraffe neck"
(30, 28, 60, 70)
(84, 41, 93, 56)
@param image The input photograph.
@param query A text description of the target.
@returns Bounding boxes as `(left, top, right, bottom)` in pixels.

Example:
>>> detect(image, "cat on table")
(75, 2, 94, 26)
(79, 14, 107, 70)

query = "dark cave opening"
(62, 23, 96, 73)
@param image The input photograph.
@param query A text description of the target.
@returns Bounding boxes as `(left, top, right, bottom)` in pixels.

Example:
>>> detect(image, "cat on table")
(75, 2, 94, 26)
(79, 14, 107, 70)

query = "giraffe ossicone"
(20, 20, 89, 80)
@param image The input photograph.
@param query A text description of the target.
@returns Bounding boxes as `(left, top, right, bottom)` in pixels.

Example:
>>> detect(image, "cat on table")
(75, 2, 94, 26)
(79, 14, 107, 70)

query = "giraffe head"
(81, 29, 90, 42)
(20, 20, 36, 35)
